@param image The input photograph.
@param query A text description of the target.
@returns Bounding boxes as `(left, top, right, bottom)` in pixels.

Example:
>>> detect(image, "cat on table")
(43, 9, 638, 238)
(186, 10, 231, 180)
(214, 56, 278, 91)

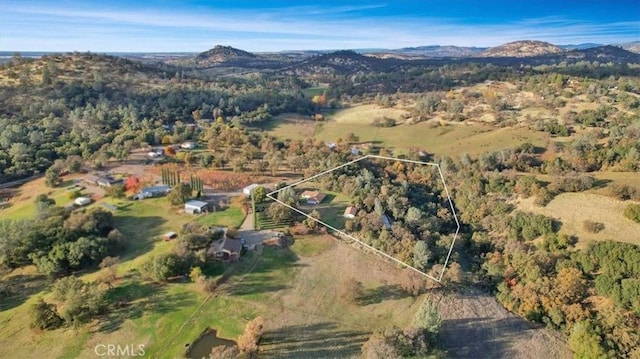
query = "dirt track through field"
(432, 288, 570, 358)
(261, 238, 570, 358)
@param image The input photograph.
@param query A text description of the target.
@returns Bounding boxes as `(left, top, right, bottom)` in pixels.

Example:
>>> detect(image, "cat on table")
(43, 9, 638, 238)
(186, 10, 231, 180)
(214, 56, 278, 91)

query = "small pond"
(186, 328, 236, 359)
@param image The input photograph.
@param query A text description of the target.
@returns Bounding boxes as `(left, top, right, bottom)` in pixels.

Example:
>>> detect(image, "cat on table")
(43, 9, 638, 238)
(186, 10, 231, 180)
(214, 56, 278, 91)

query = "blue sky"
(1, 0, 638, 52)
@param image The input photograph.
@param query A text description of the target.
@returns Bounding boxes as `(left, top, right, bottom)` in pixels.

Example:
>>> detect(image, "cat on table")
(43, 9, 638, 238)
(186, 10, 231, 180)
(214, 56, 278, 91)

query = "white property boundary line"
(266, 154, 461, 283)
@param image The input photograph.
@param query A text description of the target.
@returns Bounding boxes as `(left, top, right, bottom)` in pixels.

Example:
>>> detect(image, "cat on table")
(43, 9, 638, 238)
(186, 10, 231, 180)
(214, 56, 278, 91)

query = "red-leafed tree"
(164, 146, 176, 156)
(125, 176, 141, 193)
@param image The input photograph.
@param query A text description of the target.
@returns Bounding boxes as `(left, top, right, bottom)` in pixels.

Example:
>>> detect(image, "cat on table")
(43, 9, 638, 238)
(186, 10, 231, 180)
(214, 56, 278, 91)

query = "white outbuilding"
(184, 200, 208, 214)
(243, 184, 260, 196)
(74, 197, 91, 206)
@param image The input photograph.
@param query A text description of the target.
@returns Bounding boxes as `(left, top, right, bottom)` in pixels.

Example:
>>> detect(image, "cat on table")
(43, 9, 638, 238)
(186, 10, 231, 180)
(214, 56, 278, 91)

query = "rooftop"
(218, 237, 242, 254)
(344, 206, 357, 216)
(185, 200, 208, 208)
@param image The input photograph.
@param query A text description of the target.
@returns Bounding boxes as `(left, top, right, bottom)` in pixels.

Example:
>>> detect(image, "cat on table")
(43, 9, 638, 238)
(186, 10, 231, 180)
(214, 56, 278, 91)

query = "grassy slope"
(0, 178, 77, 220)
(328, 104, 409, 124)
(516, 193, 640, 249)
(0, 184, 255, 358)
(264, 114, 547, 157)
(298, 189, 351, 230)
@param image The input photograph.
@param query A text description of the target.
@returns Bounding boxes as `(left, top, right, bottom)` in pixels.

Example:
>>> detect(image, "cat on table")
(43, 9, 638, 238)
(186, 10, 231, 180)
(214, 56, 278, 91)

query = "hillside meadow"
(516, 193, 640, 249)
(263, 111, 548, 157)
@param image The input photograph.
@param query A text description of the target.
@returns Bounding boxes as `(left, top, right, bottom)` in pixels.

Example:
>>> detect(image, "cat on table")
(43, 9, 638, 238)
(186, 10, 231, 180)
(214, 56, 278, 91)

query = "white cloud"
(1, 2, 638, 52)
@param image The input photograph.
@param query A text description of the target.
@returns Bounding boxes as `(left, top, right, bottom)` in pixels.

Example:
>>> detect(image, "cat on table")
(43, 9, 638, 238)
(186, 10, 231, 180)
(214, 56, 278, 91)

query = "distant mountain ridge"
(7, 40, 635, 70)
(365, 45, 486, 58)
(481, 40, 564, 57)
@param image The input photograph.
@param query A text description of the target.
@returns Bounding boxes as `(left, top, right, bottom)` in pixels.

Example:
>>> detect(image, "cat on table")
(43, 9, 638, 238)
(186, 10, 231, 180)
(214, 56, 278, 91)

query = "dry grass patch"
(329, 104, 409, 124)
(516, 193, 640, 248)
(264, 113, 316, 140)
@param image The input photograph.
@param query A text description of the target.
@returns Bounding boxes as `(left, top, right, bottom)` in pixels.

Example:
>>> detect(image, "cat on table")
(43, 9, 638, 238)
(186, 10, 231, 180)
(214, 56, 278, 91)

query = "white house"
(147, 149, 163, 158)
(184, 200, 208, 214)
(180, 142, 195, 149)
(243, 184, 260, 196)
(74, 197, 91, 206)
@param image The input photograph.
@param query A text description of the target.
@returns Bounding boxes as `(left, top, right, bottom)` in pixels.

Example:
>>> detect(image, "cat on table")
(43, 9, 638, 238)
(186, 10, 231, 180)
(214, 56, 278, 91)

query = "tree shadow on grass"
(592, 178, 612, 190)
(0, 273, 49, 312)
(113, 215, 167, 261)
(225, 247, 307, 297)
(260, 322, 369, 359)
(356, 284, 410, 306)
(98, 280, 195, 333)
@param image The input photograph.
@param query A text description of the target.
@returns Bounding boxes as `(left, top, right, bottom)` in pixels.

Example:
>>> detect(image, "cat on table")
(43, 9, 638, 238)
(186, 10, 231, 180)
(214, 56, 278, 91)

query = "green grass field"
(196, 206, 246, 229)
(301, 86, 327, 98)
(299, 191, 351, 230)
(289, 235, 335, 257)
(0, 180, 78, 220)
(0, 183, 425, 359)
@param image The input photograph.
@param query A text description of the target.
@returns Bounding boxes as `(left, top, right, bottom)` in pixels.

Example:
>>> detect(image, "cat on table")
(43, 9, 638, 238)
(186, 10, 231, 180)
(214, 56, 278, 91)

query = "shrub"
(623, 204, 640, 224)
(609, 184, 640, 201)
(195, 276, 217, 294)
(548, 174, 595, 193)
(68, 190, 82, 200)
(582, 220, 605, 233)
(237, 317, 265, 358)
(372, 117, 397, 127)
(139, 253, 187, 282)
(104, 184, 125, 199)
(509, 211, 556, 240)
(338, 278, 363, 303)
(29, 299, 63, 330)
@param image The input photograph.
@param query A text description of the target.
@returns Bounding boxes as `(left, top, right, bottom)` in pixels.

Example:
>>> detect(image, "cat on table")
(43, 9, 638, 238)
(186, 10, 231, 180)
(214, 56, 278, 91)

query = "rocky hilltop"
(481, 40, 564, 57)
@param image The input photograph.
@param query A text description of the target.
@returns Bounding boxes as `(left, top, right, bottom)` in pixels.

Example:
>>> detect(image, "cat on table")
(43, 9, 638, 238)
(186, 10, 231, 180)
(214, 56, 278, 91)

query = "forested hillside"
(0, 53, 313, 183)
(0, 46, 639, 358)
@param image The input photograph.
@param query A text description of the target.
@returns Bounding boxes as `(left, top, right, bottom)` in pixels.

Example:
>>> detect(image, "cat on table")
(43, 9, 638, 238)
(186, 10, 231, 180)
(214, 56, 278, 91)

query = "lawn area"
(297, 187, 351, 230)
(107, 197, 194, 272)
(301, 86, 328, 98)
(0, 178, 79, 220)
(289, 235, 335, 257)
(196, 206, 246, 228)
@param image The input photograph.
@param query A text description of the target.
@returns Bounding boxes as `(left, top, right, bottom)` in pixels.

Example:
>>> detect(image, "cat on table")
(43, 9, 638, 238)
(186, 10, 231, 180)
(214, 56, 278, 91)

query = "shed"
(162, 231, 177, 241)
(243, 184, 260, 196)
(74, 197, 91, 206)
(185, 200, 208, 214)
